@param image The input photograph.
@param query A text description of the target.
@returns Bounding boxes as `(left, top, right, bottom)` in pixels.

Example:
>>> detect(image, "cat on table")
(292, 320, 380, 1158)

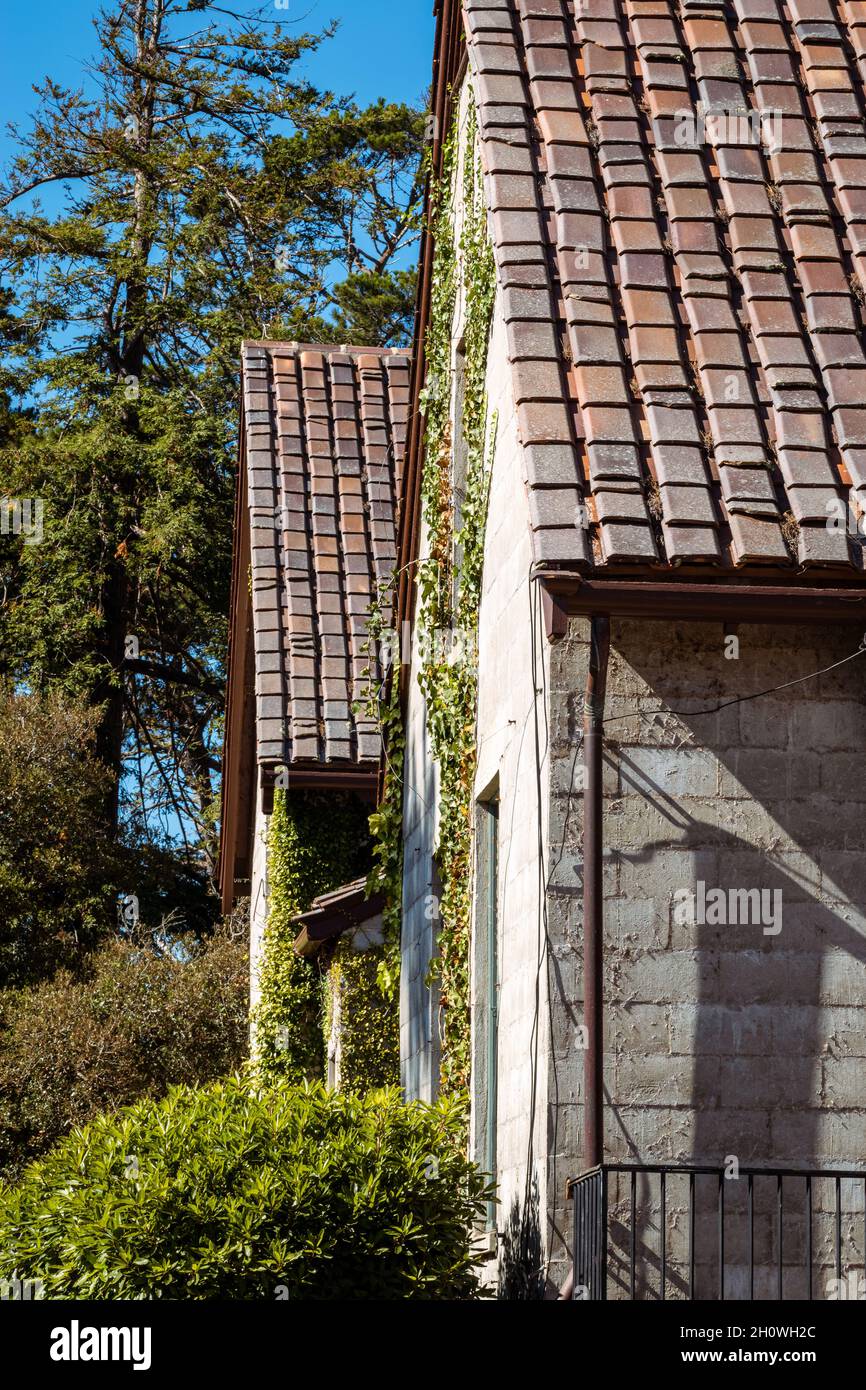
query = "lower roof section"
(292, 877, 385, 957)
(242, 340, 410, 772)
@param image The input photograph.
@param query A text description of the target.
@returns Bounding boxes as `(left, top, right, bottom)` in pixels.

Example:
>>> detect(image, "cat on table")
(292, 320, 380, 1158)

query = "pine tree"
(0, 1, 423, 886)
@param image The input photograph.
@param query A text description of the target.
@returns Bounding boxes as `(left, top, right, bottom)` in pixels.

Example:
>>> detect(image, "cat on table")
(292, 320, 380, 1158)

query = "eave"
(539, 570, 866, 639)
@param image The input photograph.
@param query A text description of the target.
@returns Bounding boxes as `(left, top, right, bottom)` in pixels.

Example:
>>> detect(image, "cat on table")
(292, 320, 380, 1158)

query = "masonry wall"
(547, 616, 866, 1297)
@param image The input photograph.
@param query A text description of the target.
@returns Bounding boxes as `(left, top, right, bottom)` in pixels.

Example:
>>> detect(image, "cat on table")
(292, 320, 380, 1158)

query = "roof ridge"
(241, 338, 411, 357)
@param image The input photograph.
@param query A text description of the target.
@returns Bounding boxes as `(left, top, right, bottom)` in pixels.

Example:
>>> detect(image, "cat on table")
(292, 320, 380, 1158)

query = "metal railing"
(570, 1164, 866, 1301)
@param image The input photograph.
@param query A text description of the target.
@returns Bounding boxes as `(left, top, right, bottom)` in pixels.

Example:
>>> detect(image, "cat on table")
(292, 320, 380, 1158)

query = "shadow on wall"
(606, 619, 866, 1172)
(598, 620, 866, 1297)
(608, 622, 866, 1173)
(498, 1174, 545, 1300)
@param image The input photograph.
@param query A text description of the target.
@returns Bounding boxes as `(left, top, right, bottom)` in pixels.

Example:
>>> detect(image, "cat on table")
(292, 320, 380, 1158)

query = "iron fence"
(570, 1163, 866, 1301)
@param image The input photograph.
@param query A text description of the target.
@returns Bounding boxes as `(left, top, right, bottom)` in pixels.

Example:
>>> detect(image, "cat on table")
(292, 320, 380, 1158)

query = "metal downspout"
(486, 800, 499, 1233)
(583, 615, 610, 1171)
(557, 614, 611, 1300)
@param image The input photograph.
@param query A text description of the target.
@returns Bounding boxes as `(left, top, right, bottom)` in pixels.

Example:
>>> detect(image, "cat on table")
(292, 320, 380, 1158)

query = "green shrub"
(0, 926, 248, 1180)
(0, 1078, 492, 1300)
(0, 687, 121, 986)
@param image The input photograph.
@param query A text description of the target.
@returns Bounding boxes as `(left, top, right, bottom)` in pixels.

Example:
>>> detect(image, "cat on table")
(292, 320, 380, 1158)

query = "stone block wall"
(546, 616, 866, 1295)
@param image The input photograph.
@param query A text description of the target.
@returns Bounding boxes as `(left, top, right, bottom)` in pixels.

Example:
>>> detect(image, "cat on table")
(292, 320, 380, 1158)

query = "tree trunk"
(92, 0, 163, 836)
(94, 561, 130, 834)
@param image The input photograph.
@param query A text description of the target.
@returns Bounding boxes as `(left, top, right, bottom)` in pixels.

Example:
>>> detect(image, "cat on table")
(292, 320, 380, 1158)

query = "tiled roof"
(466, 0, 866, 575)
(241, 341, 410, 770)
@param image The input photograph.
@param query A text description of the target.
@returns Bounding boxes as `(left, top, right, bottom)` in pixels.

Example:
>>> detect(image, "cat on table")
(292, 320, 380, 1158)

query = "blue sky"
(0, 0, 435, 167)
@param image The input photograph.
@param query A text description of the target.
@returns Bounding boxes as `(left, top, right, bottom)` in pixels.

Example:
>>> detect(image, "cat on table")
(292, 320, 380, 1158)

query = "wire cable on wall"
(602, 639, 866, 728)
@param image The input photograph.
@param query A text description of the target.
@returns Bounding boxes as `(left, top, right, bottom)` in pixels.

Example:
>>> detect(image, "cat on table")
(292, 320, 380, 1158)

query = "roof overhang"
(292, 878, 385, 957)
(539, 571, 866, 639)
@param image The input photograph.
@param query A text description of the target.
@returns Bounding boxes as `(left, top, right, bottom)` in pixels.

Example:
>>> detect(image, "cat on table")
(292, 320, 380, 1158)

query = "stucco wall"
(399, 75, 467, 1107)
(400, 295, 555, 1283)
(399, 69, 566, 1292)
(398, 73, 554, 1286)
(470, 300, 553, 1296)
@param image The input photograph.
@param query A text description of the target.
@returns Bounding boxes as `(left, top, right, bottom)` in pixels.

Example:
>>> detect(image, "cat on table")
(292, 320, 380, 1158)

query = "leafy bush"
(0, 925, 248, 1179)
(0, 687, 122, 985)
(0, 685, 217, 988)
(0, 1080, 491, 1300)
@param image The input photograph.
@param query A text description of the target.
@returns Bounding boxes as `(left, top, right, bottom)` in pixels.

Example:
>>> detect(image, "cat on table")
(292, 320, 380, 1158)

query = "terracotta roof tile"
(240, 341, 406, 771)
(461, 0, 866, 576)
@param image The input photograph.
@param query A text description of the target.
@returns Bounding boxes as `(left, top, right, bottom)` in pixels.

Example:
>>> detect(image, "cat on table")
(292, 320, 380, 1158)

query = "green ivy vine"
(417, 100, 497, 1101)
(364, 584, 405, 1002)
(250, 108, 496, 1106)
(252, 788, 371, 1084)
(360, 99, 497, 1104)
(325, 936, 400, 1095)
